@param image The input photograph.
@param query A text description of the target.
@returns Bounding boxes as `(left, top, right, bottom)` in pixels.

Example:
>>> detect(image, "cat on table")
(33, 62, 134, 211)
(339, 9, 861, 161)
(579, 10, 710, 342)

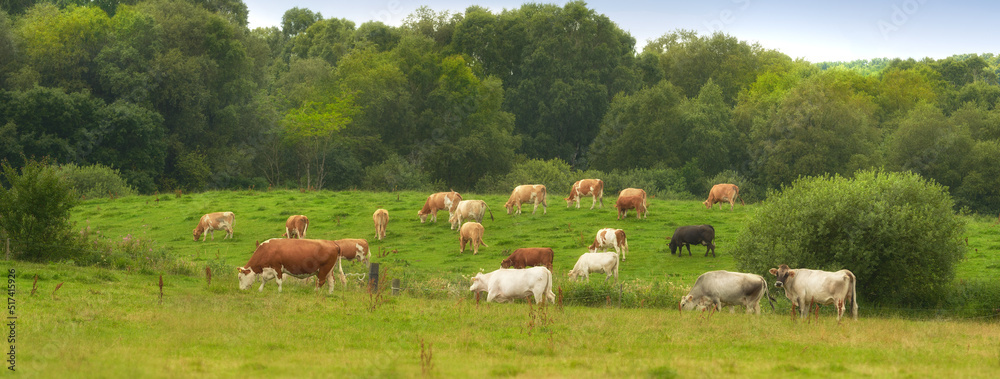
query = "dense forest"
(2, 1, 999, 212)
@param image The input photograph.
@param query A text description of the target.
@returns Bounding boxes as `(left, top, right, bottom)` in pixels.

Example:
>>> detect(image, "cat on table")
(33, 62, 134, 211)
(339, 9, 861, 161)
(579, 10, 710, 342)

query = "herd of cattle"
(196, 179, 857, 321)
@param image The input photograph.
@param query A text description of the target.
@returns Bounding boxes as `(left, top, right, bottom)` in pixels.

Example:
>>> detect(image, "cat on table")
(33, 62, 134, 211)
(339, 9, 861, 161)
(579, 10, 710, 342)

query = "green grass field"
(10, 189, 1000, 376)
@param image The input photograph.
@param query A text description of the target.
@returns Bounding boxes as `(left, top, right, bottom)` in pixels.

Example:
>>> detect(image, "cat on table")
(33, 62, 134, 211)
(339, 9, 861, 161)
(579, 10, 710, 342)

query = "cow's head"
(237, 267, 256, 290)
(469, 274, 487, 293)
(448, 212, 459, 229)
(679, 295, 697, 312)
(703, 199, 713, 209)
(567, 269, 581, 281)
(417, 210, 428, 223)
(193, 227, 203, 241)
(500, 258, 513, 269)
(768, 265, 795, 288)
(504, 200, 514, 215)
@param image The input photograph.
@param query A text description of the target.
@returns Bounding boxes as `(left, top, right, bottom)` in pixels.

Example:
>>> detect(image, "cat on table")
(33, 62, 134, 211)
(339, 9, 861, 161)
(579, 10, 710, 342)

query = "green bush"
(474, 158, 575, 195)
(732, 169, 966, 307)
(362, 154, 432, 192)
(55, 163, 137, 199)
(602, 167, 696, 200)
(0, 160, 85, 262)
(75, 231, 194, 275)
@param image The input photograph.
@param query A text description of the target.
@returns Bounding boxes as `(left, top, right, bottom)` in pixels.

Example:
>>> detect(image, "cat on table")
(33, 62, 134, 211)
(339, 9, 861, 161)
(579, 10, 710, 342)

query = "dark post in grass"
(368, 263, 380, 294)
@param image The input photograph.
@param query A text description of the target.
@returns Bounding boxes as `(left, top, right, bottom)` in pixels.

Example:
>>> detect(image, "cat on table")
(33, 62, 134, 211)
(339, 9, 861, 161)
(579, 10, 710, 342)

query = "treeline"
(2, 1, 1000, 212)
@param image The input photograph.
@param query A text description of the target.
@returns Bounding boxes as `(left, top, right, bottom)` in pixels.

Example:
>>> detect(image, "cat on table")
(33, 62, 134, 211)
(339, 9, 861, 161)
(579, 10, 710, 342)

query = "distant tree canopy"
(2, 1, 1000, 211)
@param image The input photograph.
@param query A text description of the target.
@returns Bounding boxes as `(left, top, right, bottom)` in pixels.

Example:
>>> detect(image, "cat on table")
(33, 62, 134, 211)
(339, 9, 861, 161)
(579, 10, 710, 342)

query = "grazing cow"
(679, 270, 774, 314)
(469, 267, 555, 304)
(284, 215, 309, 239)
(704, 183, 744, 210)
(459, 222, 488, 255)
(567, 252, 619, 282)
(193, 211, 235, 241)
(236, 238, 341, 293)
(331, 238, 370, 284)
(769, 264, 858, 321)
(372, 209, 389, 240)
(588, 228, 629, 261)
(669, 225, 716, 257)
(619, 188, 648, 216)
(614, 195, 647, 220)
(500, 247, 554, 270)
(505, 185, 547, 215)
(565, 179, 604, 209)
(418, 191, 462, 223)
(448, 200, 494, 230)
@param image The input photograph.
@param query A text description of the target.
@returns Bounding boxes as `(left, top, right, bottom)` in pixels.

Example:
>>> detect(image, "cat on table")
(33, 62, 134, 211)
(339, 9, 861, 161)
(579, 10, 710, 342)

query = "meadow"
(11, 189, 1000, 377)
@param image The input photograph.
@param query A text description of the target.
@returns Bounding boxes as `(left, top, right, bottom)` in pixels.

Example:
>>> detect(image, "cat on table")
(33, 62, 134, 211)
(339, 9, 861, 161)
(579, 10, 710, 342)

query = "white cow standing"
(567, 252, 619, 282)
(469, 267, 555, 304)
(449, 200, 494, 230)
(769, 264, 858, 321)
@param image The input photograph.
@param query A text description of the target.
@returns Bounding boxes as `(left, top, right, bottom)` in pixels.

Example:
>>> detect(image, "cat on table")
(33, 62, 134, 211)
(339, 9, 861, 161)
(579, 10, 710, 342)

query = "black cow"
(669, 225, 716, 257)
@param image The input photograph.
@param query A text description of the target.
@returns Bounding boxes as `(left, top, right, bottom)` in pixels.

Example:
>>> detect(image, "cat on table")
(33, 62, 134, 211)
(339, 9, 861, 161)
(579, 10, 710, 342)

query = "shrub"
(55, 163, 137, 199)
(732, 169, 966, 307)
(703, 170, 760, 203)
(76, 230, 195, 275)
(474, 158, 575, 194)
(0, 160, 85, 262)
(602, 167, 696, 200)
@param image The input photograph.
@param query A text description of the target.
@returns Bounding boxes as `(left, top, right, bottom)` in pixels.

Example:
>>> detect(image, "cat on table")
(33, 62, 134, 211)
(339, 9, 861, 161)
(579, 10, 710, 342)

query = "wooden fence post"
(368, 263, 380, 294)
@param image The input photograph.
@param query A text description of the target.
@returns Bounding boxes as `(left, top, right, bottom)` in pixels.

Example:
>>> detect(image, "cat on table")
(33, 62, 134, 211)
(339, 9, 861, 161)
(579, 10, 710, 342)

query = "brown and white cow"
(589, 228, 629, 260)
(373, 209, 389, 240)
(237, 238, 341, 293)
(614, 195, 647, 220)
(565, 179, 604, 209)
(769, 264, 858, 321)
(459, 222, 488, 255)
(449, 200, 494, 230)
(193, 211, 235, 241)
(505, 185, 547, 215)
(283, 215, 309, 239)
(679, 270, 774, 314)
(418, 191, 462, 223)
(331, 238, 370, 284)
(618, 188, 648, 216)
(500, 247, 554, 270)
(704, 183, 744, 210)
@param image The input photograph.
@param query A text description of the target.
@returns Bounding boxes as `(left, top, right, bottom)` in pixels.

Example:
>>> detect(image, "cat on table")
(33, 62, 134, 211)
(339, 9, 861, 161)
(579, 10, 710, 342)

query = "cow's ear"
(768, 268, 778, 276)
(787, 271, 796, 278)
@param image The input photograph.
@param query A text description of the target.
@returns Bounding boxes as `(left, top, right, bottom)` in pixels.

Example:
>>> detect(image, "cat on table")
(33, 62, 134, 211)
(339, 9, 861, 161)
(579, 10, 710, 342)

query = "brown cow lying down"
(565, 179, 604, 209)
(237, 238, 341, 294)
(283, 215, 309, 239)
(704, 183, 744, 210)
(194, 211, 235, 241)
(500, 247, 554, 270)
(373, 209, 389, 240)
(418, 191, 462, 223)
(505, 184, 547, 215)
(459, 222, 488, 255)
(615, 195, 647, 220)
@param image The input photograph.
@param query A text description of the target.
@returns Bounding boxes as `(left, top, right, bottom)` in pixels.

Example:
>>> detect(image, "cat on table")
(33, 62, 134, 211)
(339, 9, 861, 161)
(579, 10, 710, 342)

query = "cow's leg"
(473, 239, 479, 255)
(686, 245, 692, 257)
(275, 272, 284, 293)
(460, 237, 467, 253)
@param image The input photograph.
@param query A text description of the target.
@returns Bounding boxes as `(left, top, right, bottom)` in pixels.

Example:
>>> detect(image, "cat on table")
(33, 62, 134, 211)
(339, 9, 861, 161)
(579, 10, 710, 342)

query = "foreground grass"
(16, 261, 1000, 378)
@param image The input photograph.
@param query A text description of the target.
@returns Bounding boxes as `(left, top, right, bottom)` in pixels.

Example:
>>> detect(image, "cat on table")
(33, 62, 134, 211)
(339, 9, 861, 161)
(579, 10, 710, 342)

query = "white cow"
(588, 228, 629, 261)
(567, 252, 619, 282)
(448, 200, 494, 230)
(769, 264, 858, 321)
(469, 267, 555, 304)
(679, 270, 773, 314)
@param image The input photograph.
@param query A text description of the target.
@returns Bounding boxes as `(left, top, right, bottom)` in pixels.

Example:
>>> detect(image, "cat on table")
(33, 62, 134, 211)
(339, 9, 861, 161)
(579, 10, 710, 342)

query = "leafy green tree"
(588, 81, 686, 171)
(0, 159, 83, 262)
(14, 4, 111, 91)
(886, 102, 972, 191)
(751, 71, 880, 188)
(90, 101, 166, 193)
(732, 170, 965, 306)
(280, 94, 358, 190)
(680, 79, 735, 177)
(419, 55, 519, 190)
(281, 6, 321, 37)
(0, 87, 104, 164)
(0, 9, 16, 84)
(289, 17, 355, 65)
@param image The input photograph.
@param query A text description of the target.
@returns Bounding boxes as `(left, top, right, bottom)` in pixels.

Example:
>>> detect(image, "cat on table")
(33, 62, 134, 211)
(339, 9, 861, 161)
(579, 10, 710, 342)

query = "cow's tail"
(846, 270, 858, 320)
(545, 267, 556, 304)
(485, 203, 494, 221)
(761, 276, 776, 312)
(541, 186, 548, 207)
(736, 185, 745, 206)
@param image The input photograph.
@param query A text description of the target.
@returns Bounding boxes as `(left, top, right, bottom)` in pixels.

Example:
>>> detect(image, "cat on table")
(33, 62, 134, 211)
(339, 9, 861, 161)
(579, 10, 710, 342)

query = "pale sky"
(243, 0, 998, 62)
